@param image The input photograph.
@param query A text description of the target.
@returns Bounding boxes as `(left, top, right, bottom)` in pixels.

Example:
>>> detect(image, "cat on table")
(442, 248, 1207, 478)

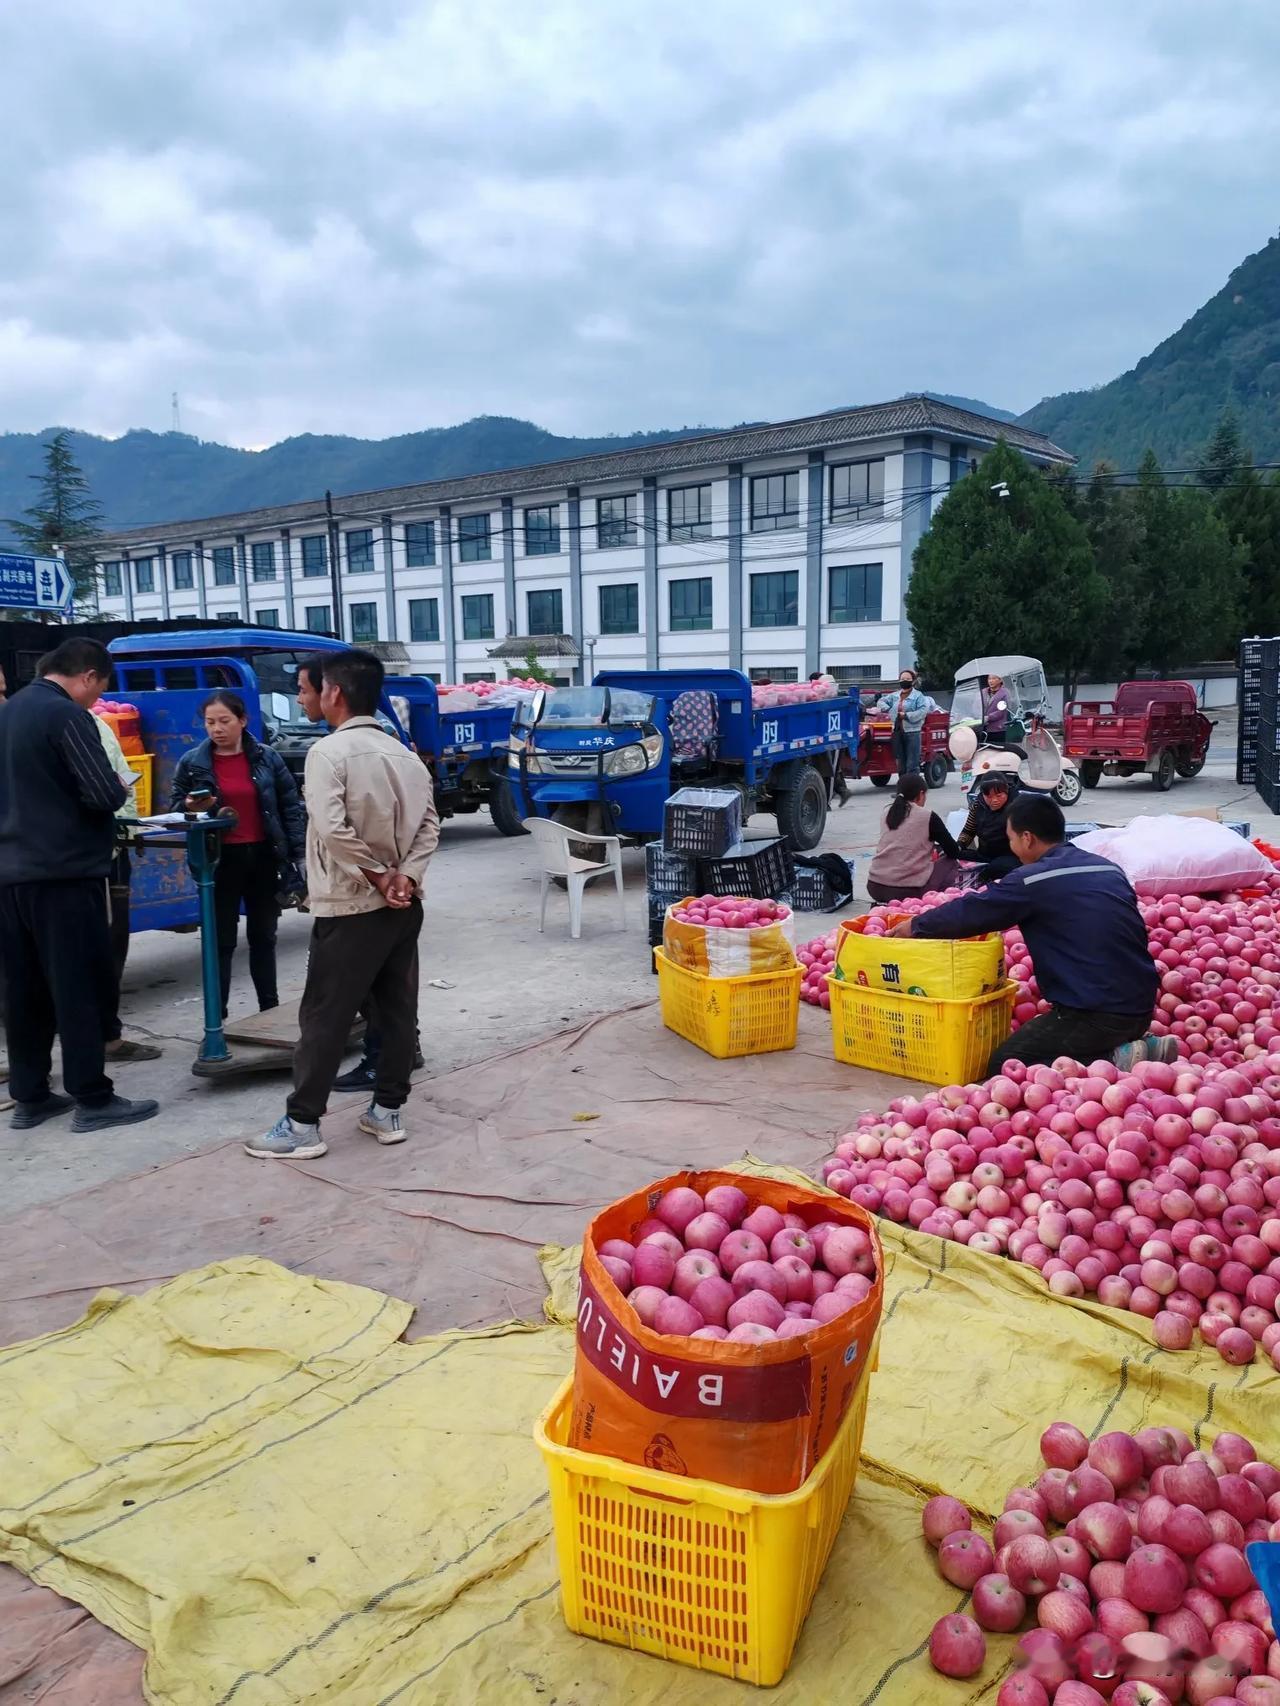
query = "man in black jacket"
(0, 639, 159, 1131)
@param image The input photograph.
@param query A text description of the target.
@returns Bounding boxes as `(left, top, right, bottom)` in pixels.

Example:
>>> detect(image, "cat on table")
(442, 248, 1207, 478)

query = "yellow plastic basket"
(834, 914, 1004, 1000)
(127, 752, 153, 818)
(829, 976, 1016, 1086)
(535, 1361, 873, 1685)
(654, 949, 801, 1058)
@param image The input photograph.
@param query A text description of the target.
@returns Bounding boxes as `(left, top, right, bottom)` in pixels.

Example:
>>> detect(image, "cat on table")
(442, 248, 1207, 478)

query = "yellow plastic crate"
(536, 1360, 873, 1685)
(829, 976, 1016, 1086)
(126, 752, 153, 818)
(834, 913, 1004, 1000)
(654, 949, 800, 1058)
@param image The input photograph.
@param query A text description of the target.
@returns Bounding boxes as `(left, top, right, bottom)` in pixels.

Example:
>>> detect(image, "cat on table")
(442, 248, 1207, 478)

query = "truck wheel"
(1081, 761, 1103, 790)
(775, 764, 828, 851)
(1174, 751, 1205, 778)
(489, 780, 529, 837)
(870, 773, 890, 788)
(1052, 768, 1083, 808)
(1153, 749, 1176, 792)
(924, 757, 948, 789)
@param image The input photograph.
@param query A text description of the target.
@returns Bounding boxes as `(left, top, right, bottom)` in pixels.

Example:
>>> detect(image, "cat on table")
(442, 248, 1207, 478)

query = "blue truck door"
(111, 656, 262, 933)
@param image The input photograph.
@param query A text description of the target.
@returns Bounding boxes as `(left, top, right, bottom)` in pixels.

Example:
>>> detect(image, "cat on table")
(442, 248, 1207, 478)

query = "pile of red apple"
(669, 896, 793, 930)
(822, 1054, 1280, 1370)
(798, 889, 1280, 1073)
(923, 1421, 1280, 1703)
(595, 1183, 876, 1342)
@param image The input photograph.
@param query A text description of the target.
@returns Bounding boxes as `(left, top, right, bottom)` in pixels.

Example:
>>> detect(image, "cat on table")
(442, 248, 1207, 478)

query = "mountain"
(1021, 232, 1280, 470)
(918, 392, 1018, 423)
(0, 416, 725, 531)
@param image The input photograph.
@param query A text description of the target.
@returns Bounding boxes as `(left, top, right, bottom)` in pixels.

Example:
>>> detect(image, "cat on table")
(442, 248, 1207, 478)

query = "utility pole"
(171, 392, 181, 433)
(325, 489, 344, 639)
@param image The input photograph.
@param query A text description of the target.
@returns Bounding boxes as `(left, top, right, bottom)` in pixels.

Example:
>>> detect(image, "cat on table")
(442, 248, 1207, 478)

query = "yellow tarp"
(2, 1224, 1277, 1704)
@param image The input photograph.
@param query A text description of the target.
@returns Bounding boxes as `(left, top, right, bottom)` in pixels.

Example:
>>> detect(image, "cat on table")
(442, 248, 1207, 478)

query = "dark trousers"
(892, 726, 922, 777)
(976, 852, 1020, 885)
(987, 1005, 1150, 1077)
(106, 848, 131, 1043)
(289, 902, 422, 1124)
(213, 842, 281, 1017)
(0, 878, 116, 1107)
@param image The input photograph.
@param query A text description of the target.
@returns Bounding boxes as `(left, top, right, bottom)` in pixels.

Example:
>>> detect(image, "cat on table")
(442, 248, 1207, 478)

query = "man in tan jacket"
(246, 649, 438, 1160)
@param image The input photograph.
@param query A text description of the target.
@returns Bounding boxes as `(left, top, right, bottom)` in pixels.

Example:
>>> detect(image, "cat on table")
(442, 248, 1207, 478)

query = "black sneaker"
(71, 1095, 160, 1133)
(11, 1092, 74, 1130)
(332, 1058, 377, 1092)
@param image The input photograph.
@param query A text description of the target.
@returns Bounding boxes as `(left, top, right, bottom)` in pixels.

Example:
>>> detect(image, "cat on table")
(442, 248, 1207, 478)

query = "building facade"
(90, 397, 1070, 685)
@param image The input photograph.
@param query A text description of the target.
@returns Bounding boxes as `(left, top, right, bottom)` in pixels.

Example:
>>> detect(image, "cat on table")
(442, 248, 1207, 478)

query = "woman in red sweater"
(171, 692, 306, 1017)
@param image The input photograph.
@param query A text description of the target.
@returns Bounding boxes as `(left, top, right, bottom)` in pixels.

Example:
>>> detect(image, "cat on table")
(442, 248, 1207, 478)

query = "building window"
(597, 494, 637, 548)
(458, 514, 491, 562)
(461, 593, 494, 640)
(527, 588, 563, 635)
(250, 541, 276, 582)
(828, 563, 883, 624)
(524, 506, 560, 556)
(256, 608, 280, 628)
(305, 604, 332, 634)
(750, 570, 798, 627)
(301, 535, 327, 577)
(599, 583, 638, 635)
(171, 551, 194, 590)
(405, 521, 436, 567)
(829, 663, 884, 684)
(346, 529, 374, 573)
(669, 577, 713, 631)
(133, 557, 155, 594)
(102, 561, 123, 597)
(668, 484, 712, 541)
(409, 597, 439, 642)
(212, 546, 236, 586)
(750, 471, 800, 532)
(749, 667, 799, 683)
(464, 671, 496, 683)
(350, 601, 378, 642)
(215, 613, 239, 623)
(829, 459, 885, 520)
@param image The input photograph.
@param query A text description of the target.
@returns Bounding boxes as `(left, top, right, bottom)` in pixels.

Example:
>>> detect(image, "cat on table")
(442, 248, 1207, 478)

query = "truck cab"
(503, 668, 859, 851)
(107, 628, 415, 931)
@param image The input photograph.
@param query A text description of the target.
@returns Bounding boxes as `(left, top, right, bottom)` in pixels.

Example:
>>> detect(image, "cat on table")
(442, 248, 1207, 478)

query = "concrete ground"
(2, 712, 1274, 1218)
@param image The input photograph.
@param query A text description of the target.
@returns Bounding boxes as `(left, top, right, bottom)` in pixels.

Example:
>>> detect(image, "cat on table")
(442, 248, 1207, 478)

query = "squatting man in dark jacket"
(0, 639, 159, 1132)
(889, 793, 1173, 1076)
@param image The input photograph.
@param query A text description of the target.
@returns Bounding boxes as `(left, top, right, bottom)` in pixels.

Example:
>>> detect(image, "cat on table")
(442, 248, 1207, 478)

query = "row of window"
(219, 566, 886, 647)
(99, 459, 890, 597)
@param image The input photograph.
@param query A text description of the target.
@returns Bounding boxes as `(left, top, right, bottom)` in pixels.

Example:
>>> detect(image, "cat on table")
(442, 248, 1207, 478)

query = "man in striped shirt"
(0, 639, 159, 1132)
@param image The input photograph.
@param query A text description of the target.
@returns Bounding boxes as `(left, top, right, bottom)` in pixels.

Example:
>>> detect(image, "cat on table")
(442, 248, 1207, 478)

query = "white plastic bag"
(1074, 816, 1274, 896)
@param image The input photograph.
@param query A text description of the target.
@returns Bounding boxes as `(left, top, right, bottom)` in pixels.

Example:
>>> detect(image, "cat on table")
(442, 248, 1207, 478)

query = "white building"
(90, 397, 1070, 686)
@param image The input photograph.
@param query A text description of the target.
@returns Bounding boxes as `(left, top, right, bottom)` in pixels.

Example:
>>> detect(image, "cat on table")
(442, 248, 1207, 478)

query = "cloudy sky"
(3, 0, 1277, 448)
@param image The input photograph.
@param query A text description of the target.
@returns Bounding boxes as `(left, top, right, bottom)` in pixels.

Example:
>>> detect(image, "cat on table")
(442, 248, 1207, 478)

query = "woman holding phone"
(171, 691, 305, 1016)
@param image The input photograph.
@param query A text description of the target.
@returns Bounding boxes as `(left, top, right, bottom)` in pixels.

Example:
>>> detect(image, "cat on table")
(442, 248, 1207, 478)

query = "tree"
(905, 440, 1106, 696)
(521, 647, 556, 684)
(1132, 451, 1244, 671)
(1080, 463, 1147, 676)
(1198, 410, 1246, 491)
(1214, 459, 1280, 638)
(7, 431, 104, 611)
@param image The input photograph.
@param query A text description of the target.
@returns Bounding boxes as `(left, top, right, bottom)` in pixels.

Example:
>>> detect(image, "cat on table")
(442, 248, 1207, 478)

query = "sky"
(3, 0, 1278, 449)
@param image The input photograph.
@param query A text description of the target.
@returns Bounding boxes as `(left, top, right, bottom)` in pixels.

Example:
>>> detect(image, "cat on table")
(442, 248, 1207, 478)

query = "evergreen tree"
(1132, 450, 1244, 669)
(7, 431, 104, 610)
(1081, 463, 1146, 675)
(1198, 409, 1246, 491)
(906, 440, 1106, 692)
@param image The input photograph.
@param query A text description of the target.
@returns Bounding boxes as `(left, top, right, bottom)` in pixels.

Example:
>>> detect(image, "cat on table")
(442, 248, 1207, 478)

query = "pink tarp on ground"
(0, 1002, 908, 1704)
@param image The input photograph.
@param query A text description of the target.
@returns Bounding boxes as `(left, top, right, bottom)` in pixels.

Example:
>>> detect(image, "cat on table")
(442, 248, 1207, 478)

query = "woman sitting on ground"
(866, 773, 963, 903)
(959, 772, 1020, 885)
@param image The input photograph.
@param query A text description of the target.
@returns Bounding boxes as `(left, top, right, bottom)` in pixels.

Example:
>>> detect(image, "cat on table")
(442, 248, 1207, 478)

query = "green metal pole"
(187, 820, 231, 1064)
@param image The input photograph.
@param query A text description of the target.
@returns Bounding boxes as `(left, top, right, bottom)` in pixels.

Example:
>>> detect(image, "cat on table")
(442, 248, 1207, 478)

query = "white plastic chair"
(525, 818, 626, 939)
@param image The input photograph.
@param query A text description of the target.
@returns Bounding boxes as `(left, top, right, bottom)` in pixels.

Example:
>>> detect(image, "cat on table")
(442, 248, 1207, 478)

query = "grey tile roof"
(96, 395, 1072, 549)
(488, 634, 580, 659)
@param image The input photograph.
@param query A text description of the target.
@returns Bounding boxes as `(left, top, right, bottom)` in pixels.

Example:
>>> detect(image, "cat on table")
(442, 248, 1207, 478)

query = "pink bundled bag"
(1074, 816, 1274, 897)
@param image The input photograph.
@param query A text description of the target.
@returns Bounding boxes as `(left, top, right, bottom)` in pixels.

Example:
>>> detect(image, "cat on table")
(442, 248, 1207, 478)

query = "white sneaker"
(244, 1114, 327, 1160)
(358, 1102, 406, 1145)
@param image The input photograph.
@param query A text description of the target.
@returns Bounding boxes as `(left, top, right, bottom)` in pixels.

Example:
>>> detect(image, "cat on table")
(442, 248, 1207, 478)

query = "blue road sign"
(0, 554, 74, 617)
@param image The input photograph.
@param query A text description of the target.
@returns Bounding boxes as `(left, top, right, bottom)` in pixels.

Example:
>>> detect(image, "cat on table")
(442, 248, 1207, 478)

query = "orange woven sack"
(571, 1169, 882, 1494)
(662, 900, 796, 977)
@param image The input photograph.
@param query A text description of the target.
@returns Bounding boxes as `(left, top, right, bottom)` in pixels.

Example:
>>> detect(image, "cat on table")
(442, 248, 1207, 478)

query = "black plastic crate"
(697, 837, 795, 899)
(644, 842, 697, 902)
(662, 788, 743, 858)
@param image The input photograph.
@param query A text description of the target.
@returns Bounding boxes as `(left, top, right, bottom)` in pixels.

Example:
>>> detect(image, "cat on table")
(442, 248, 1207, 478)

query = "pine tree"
(6, 431, 104, 611)
(1217, 461, 1280, 636)
(905, 440, 1106, 692)
(1198, 410, 1245, 490)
